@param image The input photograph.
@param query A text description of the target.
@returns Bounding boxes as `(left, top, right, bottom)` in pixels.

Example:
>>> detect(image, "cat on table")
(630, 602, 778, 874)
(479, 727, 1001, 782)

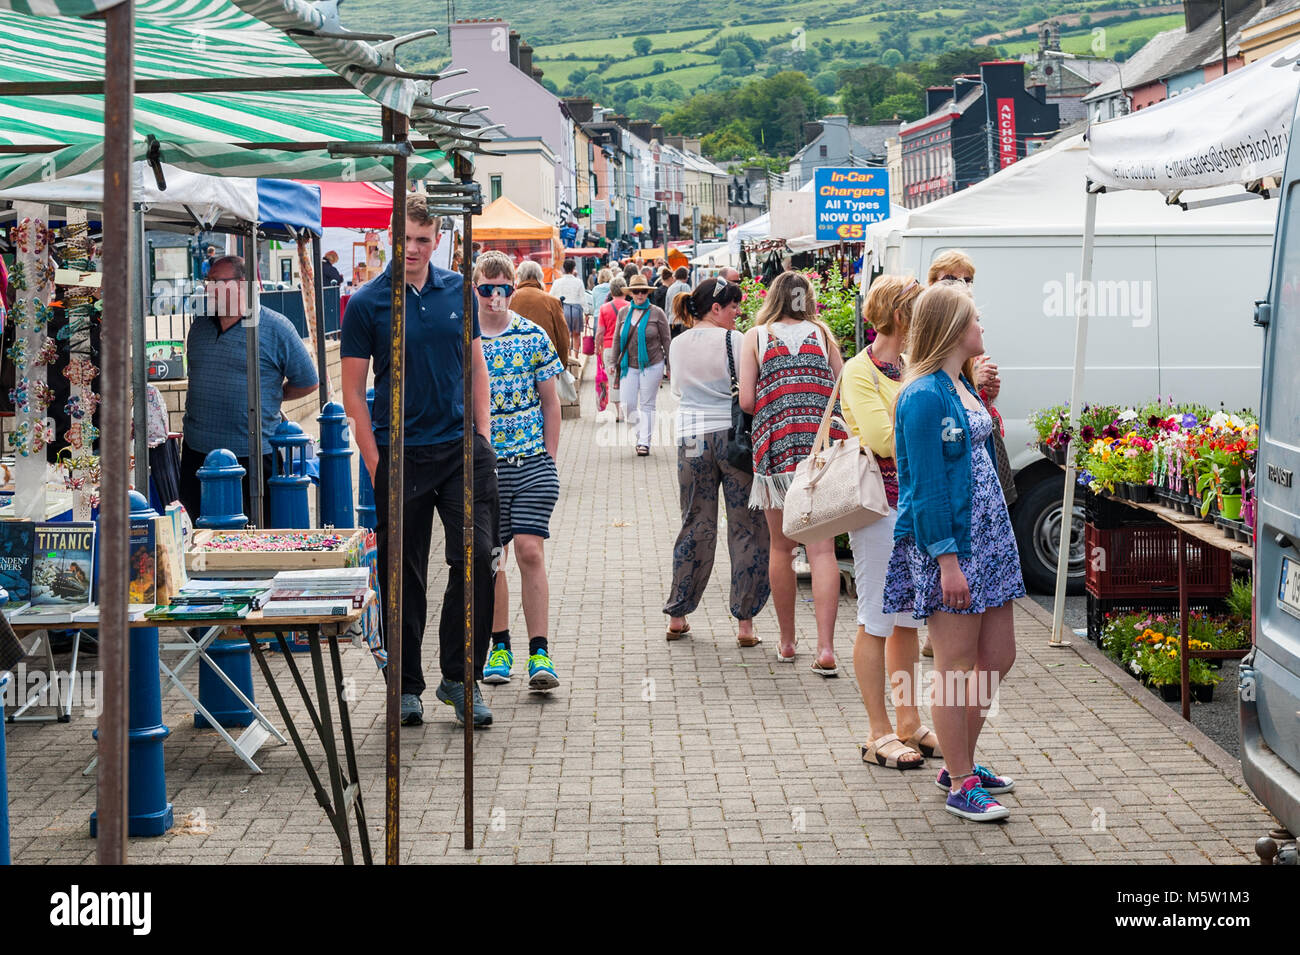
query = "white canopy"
(727, 212, 770, 254)
(691, 241, 736, 267)
(1088, 37, 1300, 194)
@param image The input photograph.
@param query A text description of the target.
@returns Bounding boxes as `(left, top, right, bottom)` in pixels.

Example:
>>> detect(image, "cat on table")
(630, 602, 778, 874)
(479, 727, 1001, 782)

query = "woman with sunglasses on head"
(738, 271, 845, 676)
(881, 282, 1025, 822)
(613, 273, 672, 456)
(841, 275, 941, 770)
(473, 251, 566, 692)
(663, 278, 771, 645)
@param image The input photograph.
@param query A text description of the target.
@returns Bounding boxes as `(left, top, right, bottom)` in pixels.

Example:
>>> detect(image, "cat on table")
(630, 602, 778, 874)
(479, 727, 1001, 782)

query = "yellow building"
(1241, 0, 1300, 63)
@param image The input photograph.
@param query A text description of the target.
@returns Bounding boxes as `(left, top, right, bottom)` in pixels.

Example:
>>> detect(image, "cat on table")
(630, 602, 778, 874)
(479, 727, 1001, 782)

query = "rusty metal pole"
(312, 231, 329, 407)
(458, 152, 476, 852)
(384, 108, 408, 866)
(97, 0, 135, 865)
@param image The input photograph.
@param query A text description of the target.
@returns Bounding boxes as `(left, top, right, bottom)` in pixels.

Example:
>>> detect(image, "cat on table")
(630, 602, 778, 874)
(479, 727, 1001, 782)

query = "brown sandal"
(666, 622, 691, 641)
(737, 633, 761, 647)
(861, 733, 925, 770)
(902, 725, 942, 759)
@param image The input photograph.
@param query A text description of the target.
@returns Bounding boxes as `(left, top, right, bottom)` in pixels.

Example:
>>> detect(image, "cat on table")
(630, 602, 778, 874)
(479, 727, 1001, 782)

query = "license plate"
(1280, 557, 1300, 620)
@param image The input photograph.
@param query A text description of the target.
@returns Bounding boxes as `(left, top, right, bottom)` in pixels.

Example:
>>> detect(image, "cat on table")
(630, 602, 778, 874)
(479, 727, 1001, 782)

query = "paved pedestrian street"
(4, 382, 1275, 865)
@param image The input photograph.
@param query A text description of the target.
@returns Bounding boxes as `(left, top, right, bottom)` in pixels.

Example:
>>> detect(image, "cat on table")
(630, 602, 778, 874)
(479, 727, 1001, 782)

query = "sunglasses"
(893, 278, 920, 306)
(941, 275, 974, 285)
(475, 283, 514, 298)
(712, 275, 731, 299)
(630, 288, 649, 295)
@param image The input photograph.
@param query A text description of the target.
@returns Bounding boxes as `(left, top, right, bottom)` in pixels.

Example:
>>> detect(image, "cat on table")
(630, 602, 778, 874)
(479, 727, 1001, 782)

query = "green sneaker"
(482, 643, 513, 684)
(527, 648, 560, 692)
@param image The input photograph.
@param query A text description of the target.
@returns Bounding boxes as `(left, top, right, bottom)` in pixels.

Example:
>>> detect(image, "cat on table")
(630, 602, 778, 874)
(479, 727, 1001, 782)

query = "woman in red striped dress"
(738, 271, 846, 676)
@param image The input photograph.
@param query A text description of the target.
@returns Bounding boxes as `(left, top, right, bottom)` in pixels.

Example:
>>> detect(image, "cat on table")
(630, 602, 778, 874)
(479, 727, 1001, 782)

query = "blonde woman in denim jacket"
(881, 282, 1026, 822)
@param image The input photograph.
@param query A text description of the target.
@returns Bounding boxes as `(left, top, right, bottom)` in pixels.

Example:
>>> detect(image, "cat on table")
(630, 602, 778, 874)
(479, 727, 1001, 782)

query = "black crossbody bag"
(724, 332, 754, 473)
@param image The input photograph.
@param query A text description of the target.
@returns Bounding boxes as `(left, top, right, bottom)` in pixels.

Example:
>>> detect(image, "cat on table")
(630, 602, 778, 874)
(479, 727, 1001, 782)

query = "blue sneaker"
(482, 644, 514, 684)
(399, 693, 423, 726)
(936, 763, 1015, 795)
(435, 678, 493, 726)
(945, 776, 1010, 822)
(527, 648, 560, 691)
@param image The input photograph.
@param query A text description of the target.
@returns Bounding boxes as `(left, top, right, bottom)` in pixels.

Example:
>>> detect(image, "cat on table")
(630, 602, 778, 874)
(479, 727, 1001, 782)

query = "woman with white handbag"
(841, 275, 942, 771)
(738, 271, 846, 676)
(880, 282, 1025, 823)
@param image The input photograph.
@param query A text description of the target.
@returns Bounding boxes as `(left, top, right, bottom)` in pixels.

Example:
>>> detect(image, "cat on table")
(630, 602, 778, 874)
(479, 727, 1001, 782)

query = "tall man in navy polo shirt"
(179, 255, 318, 524)
(341, 195, 499, 728)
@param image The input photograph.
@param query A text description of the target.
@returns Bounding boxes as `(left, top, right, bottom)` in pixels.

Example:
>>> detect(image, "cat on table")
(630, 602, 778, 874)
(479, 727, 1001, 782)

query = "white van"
(875, 137, 1275, 592)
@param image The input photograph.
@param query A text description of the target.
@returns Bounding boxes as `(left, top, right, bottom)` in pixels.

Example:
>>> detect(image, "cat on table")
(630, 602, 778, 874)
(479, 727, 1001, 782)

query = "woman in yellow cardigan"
(840, 275, 939, 770)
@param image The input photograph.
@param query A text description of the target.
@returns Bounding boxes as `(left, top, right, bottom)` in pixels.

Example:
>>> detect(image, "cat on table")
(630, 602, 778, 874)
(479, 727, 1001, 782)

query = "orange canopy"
(472, 196, 564, 280)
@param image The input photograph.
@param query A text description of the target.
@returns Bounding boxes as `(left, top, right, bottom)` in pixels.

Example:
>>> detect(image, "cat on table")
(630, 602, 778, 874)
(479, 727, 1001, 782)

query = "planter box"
(1156, 682, 1215, 703)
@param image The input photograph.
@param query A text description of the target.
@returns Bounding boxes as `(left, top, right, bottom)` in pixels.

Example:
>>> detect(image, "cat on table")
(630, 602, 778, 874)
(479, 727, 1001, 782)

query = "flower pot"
(1194, 683, 1215, 703)
(1155, 682, 1216, 702)
(1129, 483, 1153, 503)
(1220, 494, 1242, 520)
(1115, 483, 1131, 501)
(1158, 682, 1179, 701)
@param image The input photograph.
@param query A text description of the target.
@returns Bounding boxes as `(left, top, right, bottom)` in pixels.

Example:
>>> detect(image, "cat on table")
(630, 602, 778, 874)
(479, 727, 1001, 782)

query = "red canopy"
(296, 180, 394, 229)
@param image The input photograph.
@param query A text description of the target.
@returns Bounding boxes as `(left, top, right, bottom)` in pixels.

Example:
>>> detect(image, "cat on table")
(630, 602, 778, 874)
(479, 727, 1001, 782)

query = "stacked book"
(145, 578, 274, 621)
(5, 521, 97, 626)
(261, 568, 370, 618)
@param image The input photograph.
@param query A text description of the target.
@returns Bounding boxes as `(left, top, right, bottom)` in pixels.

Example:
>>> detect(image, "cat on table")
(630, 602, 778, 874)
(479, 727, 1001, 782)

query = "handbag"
(556, 368, 578, 404)
(782, 374, 890, 544)
(991, 415, 1018, 507)
(724, 331, 753, 473)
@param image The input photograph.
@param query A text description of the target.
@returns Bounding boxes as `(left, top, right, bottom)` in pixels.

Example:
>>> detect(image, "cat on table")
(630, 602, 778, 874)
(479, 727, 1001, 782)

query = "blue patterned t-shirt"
(481, 312, 563, 458)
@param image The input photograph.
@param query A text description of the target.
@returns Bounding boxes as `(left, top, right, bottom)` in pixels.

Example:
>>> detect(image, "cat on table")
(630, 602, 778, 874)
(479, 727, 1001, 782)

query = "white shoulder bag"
(781, 371, 890, 544)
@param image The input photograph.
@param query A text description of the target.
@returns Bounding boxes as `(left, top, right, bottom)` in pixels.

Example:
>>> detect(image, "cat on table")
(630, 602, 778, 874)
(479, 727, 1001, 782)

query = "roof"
(900, 87, 981, 138)
(1244, 0, 1300, 29)
(472, 195, 560, 240)
(849, 123, 900, 160)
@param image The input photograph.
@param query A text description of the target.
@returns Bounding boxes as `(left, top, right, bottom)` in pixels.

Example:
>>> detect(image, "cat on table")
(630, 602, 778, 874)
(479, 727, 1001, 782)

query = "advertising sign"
(997, 98, 1018, 169)
(813, 167, 891, 242)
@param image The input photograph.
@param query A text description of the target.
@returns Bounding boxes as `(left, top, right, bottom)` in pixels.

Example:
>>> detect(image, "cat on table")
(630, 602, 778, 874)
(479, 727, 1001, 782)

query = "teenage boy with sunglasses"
(472, 252, 565, 692)
(341, 194, 499, 728)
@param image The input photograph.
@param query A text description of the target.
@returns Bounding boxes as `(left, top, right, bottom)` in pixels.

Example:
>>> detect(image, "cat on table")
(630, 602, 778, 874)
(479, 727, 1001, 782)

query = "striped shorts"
(496, 451, 560, 544)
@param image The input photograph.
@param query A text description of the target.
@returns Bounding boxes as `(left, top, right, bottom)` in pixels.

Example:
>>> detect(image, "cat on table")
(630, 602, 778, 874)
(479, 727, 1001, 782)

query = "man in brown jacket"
(510, 260, 571, 366)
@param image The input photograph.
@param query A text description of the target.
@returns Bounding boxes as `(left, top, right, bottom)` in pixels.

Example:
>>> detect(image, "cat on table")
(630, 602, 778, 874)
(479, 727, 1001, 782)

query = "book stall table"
(9, 595, 375, 863)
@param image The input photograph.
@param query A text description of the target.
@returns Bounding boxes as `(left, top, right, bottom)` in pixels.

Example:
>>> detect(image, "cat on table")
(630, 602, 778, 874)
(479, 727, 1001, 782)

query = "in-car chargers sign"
(813, 167, 890, 241)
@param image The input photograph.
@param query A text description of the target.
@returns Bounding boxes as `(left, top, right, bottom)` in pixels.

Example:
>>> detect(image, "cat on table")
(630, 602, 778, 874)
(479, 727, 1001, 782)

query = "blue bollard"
(268, 421, 311, 530)
(196, 449, 248, 529)
(317, 401, 354, 529)
(91, 491, 174, 838)
(355, 387, 377, 529)
(194, 452, 256, 729)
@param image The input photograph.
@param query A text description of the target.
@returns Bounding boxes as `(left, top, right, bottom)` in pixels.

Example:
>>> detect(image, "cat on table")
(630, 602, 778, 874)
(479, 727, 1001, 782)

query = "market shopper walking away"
(340, 194, 500, 729)
(472, 252, 565, 693)
(598, 278, 627, 421)
(665, 266, 691, 338)
(551, 257, 587, 363)
(881, 282, 1025, 821)
(179, 255, 318, 526)
(664, 278, 771, 645)
(738, 271, 845, 675)
(841, 275, 940, 770)
(511, 260, 571, 374)
(613, 273, 671, 456)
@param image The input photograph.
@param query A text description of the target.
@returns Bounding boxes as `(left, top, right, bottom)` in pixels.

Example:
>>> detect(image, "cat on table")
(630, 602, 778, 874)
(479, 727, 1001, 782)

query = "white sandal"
(776, 638, 797, 663)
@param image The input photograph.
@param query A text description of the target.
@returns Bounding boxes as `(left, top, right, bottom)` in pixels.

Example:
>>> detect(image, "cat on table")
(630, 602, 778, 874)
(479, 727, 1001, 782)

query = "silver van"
(1243, 91, 1300, 865)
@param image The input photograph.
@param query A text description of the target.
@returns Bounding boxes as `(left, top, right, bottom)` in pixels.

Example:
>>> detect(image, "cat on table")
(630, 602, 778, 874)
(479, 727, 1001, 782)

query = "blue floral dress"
(882, 402, 1026, 619)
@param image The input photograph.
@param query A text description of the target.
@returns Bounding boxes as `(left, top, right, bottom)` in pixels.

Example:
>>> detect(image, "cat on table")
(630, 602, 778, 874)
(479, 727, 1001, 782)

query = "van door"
(1255, 180, 1300, 778)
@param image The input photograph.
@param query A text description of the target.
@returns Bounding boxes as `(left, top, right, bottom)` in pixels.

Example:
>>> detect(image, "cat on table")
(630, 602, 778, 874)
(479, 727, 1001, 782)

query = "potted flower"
(1138, 641, 1222, 702)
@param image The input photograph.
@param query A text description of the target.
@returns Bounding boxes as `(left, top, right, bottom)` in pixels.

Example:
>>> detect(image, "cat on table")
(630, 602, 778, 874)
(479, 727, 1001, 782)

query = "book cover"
(260, 600, 352, 618)
(0, 519, 35, 607)
(154, 515, 184, 603)
(128, 519, 157, 609)
(265, 587, 367, 608)
(165, 503, 190, 588)
(30, 522, 95, 607)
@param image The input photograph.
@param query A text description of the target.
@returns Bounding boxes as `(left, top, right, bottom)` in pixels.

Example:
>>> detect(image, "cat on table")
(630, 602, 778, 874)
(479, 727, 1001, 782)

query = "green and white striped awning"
(0, 0, 465, 185)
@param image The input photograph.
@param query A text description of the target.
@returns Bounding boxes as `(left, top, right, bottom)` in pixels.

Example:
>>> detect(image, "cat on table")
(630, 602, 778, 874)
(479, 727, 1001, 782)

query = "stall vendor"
(321, 250, 344, 287)
(178, 255, 318, 524)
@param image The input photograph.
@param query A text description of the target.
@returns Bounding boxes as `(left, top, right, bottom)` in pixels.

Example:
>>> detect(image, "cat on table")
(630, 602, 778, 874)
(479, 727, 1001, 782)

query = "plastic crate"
(1086, 595, 1230, 643)
(1082, 486, 1158, 530)
(1084, 523, 1232, 600)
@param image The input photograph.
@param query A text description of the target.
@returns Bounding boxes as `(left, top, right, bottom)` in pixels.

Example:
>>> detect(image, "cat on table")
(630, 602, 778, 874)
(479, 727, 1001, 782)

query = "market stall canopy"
(0, 0, 459, 185)
(0, 161, 321, 235)
(1087, 37, 1300, 194)
(690, 241, 736, 267)
(472, 196, 564, 271)
(297, 179, 394, 229)
(900, 135, 1277, 236)
(727, 213, 770, 254)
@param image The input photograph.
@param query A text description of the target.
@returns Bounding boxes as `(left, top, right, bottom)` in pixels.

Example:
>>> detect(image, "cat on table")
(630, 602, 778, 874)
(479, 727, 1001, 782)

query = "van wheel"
(1012, 474, 1085, 595)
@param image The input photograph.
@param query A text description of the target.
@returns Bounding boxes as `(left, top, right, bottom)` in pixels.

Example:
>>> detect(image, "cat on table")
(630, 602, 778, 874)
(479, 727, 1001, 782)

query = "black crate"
(1082, 486, 1159, 530)
(1086, 594, 1230, 644)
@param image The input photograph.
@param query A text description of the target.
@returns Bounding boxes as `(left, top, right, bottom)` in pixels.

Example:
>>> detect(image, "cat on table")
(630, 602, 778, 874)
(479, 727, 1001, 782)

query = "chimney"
(802, 121, 824, 144)
(666, 134, 686, 150)
(518, 41, 533, 78)
(1032, 82, 1047, 104)
(630, 120, 654, 142)
(509, 30, 520, 67)
(613, 114, 631, 131)
(979, 60, 1027, 99)
(925, 86, 953, 113)
(532, 67, 545, 84)
(564, 97, 595, 124)
(651, 124, 665, 142)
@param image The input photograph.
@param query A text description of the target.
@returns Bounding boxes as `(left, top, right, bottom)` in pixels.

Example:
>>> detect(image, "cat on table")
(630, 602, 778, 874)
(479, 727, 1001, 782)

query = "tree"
(581, 74, 607, 100)
(568, 68, 589, 86)
(813, 70, 838, 96)
(641, 81, 655, 98)
(871, 91, 923, 122)
(881, 48, 904, 67)
(701, 120, 757, 160)
(656, 79, 685, 100)
(632, 36, 652, 56)
(719, 48, 741, 70)
(541, 78, 559, 94)
(652, 59, 665, 74)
